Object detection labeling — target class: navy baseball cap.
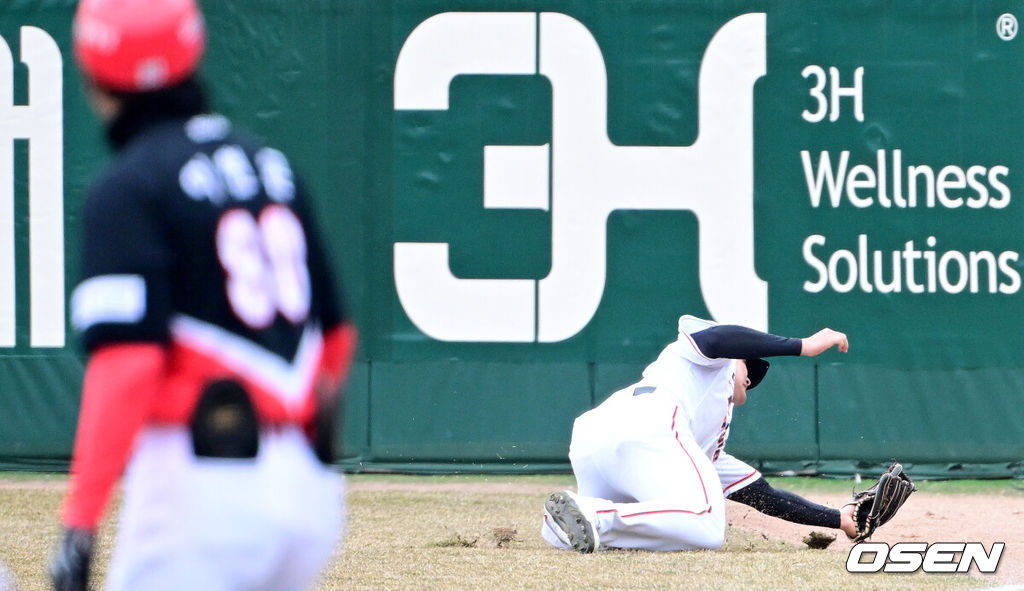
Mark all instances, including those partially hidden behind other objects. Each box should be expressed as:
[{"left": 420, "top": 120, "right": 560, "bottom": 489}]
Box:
[{"left": 745, "top": 358, "right": 770, "bottom": 389}]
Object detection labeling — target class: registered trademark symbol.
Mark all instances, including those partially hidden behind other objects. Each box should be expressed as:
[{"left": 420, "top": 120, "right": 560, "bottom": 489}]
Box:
[{"left": 997, "top": 13, "right": 1018, "bottom": 40}]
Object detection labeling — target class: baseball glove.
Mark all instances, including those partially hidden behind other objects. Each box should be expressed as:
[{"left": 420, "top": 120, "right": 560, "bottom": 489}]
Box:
[{"left": 848, "top": 461, "right": 916, "bottom": 542}]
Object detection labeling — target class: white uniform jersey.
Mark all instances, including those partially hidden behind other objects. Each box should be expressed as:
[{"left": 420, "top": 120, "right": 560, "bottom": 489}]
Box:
[{"left": 597, "top": 315, "right": 738, "bottom": 462}]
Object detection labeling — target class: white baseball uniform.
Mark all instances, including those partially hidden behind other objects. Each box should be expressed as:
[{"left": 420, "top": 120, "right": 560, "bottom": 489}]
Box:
[
  {"left": 542, "top": 315, "right": 761, "bottom": 551},
  {"left": 60, "top": 105, "right": 356, "bottom": 589},
  {"left": 106, "top": 426, "right": 343, "bottom": 591}
]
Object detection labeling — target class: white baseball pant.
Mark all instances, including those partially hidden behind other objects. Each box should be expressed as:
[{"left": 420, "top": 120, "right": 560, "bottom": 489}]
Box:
[
  {"left": 105, "top": 425, "right": 344, "bottom": 591},
  {"left": 543, "top": 393, "right": 726, "bottom": 551}
]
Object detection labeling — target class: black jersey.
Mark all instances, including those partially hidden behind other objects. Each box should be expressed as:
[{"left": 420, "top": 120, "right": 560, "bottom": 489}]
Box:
[{"left": 71, "top": 112, "right": 346, "bottom": 366}]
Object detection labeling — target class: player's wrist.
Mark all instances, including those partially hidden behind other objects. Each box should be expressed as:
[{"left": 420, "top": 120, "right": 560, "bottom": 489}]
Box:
[
  {"left": 60, "top": 504, "right": 101, "bottom": 534},
  {"left": 839, "top": 505, "right": 857, "bottom": 539}
]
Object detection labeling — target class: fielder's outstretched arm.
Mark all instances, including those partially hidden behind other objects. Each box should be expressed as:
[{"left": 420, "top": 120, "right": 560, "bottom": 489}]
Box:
[
  {"left": 691, "top": 325, "right": 801, "bottom": 359},
  {"left": 692, "top": 325, "right": 848, "bottom": 360},
  {"left": 727, "top": 477, "right": 857, "bottom": 537}
]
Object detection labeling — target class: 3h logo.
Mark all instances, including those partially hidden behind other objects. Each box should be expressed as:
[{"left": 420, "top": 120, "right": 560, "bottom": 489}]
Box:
[
  {"left": 393, "top": 12, "right": 767, "bottom": 342},
  {"left": 0, "top": 28, "right": 64, "bottom": 348}
]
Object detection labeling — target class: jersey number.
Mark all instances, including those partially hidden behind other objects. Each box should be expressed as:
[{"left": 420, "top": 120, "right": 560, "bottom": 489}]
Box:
[{"left": 216, "top": 205, "right": 311, "bottom": 328}]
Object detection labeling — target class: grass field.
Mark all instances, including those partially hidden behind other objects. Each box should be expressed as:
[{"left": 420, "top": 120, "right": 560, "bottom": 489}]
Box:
[{"left": 1, "top": 473, "right": 1019, "bottom": 590}]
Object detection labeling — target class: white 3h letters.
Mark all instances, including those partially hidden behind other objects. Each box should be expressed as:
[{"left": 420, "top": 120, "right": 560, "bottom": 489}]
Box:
[
  {"left": 393, "top": 12, "right": 767, "bottom": 342},
  {"left": 0, "top": 28, "right": 64, "bottom": 348}
]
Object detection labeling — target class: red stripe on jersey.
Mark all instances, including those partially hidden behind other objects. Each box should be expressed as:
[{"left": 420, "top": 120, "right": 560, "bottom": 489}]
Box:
[
  {"left": 61, "top": 323, "right": 354, "bottom": 530},
  {"left": 156, "top": 339, "right": 316, "bottom": 425},
  {"left": 320, "top": 323, "right": 357, "bottom": 390},
  {"left": 679, "top": 329, "right": 714, "bottom": 361},
  {"left": 722, "top": 470, "right": 760, "bottom": 495}
]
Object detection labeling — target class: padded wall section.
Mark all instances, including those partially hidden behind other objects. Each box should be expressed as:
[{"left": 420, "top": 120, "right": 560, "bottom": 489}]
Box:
[{"left": 367, "top": 362, "right": 592, "bottom": 462}]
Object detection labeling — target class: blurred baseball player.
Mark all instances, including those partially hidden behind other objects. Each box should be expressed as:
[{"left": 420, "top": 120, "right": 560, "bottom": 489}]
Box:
[
  {"left": 542, "top": 315, "right": 863, "bottom": 552},
  {"left": 50, "top": 0, "right": 357, "bottom": 589},
  {"left": 0, "top": 560, "right": 15, "bottom": 591}
]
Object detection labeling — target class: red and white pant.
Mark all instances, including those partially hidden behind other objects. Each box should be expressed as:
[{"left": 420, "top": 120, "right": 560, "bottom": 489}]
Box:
[{"left": 543, "top": 394, "right": 758, "bottom": 551}]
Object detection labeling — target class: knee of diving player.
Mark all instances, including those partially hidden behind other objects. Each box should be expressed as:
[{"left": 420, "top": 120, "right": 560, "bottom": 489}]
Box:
[
  {"left": 636, "top": 492, "right": 726, "bottom": 551},
  {"left": 657, "top": 508, "right": 726, "bottom": 551}
]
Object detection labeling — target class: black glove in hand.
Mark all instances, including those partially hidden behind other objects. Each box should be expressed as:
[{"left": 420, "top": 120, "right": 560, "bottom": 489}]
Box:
[
  {"left": 848, "top": 462, "right": 916, "bottom": 542},
  {"left": 49, "top": 528, "right": 94, "bottom": 591}
]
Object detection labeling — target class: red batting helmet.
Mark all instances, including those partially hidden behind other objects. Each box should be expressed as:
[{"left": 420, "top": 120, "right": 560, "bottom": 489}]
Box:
[{"left": 72, "top": 0, "right": 206, "bottom": 92}]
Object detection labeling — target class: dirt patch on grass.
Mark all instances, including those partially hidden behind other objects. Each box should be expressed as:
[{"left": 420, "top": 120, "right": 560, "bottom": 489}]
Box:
[{"left": 727, "top": 492, "right": 1024, "bottom": 585}]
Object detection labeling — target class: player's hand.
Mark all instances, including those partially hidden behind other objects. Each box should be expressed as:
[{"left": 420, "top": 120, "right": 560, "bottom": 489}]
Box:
[
  {"left": 309, "top": 373, "right": 341, "bottom": 465},
  {"left": 800, "top": 328, "right": 848, "bottom": 356},
  {"left": 49, "top": 527, "right": 94, "bottom": 591}
]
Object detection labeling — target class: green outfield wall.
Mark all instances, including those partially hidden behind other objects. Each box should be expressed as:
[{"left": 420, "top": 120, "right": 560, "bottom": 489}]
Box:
[{"left": 1, "top": 1, "right": 1022, "bottom": 477}]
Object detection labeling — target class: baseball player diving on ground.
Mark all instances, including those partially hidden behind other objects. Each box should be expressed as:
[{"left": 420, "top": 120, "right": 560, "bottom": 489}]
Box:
[{"left": 542, "top": 315, "right": 914, "bottom": 553}]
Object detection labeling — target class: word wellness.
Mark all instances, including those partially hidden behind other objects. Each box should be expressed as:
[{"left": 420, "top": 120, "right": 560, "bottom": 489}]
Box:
[
  {"left": 803, "top": 234, "right": 1021, "bottom": 295},
  {"left": 801, "top": 149, "right": 1010, "bottom": 209}
]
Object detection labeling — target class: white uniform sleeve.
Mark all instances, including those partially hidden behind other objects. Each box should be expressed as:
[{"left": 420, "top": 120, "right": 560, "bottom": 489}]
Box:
[
  {"left": 714, "top": 452, "right": 762, "bottom": 496},
  {"left": 674, "top": 315, "right": 732, "bottom": 369}
]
